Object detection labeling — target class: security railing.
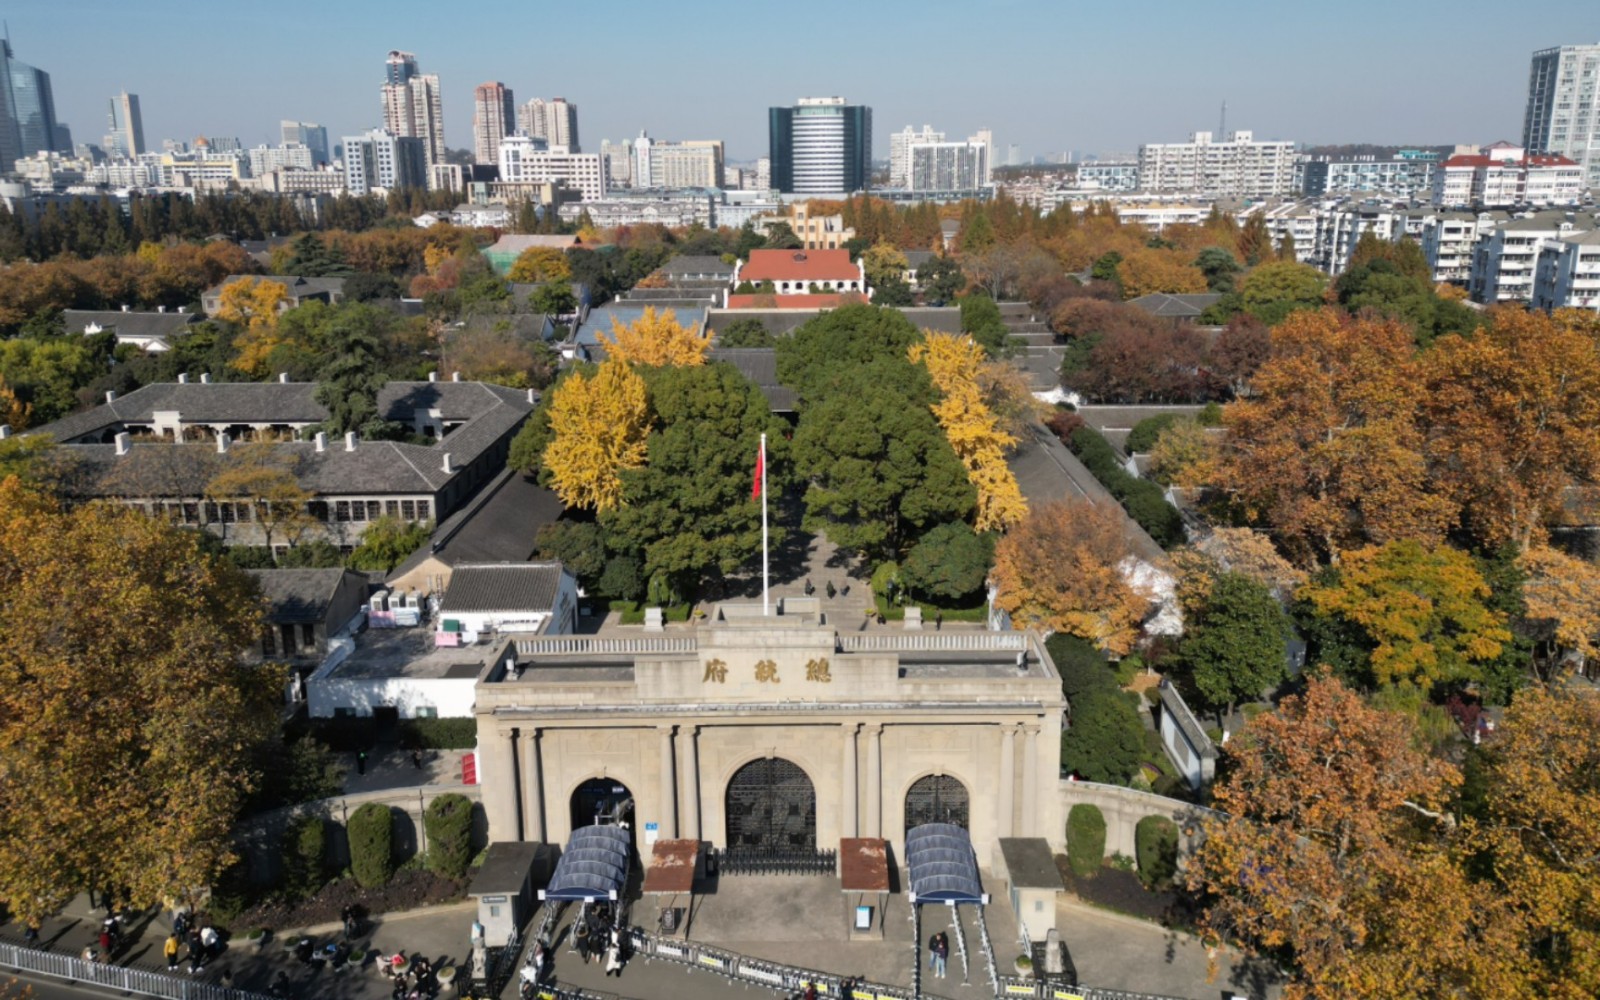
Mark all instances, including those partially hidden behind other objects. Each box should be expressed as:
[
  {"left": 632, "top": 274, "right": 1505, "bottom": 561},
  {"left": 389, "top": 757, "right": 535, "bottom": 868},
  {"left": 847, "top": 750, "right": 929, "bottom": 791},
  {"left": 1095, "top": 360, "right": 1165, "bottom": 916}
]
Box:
[{"left": 0, "top": 939, "right": 274, "bottom": 1000}]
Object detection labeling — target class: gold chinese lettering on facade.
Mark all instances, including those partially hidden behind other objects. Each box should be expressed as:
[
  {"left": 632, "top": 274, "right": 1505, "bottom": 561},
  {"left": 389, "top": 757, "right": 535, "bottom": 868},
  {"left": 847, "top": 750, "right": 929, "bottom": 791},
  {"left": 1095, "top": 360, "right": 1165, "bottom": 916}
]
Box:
[
  {"left": 702, "top": 658, "right": 728, "bottom": 684},
  {"left": 754, "top": 659, "right": 779, "bottom": 683},
  {"left": 805, "top": 657, "right": 832, "bottom": 683}
]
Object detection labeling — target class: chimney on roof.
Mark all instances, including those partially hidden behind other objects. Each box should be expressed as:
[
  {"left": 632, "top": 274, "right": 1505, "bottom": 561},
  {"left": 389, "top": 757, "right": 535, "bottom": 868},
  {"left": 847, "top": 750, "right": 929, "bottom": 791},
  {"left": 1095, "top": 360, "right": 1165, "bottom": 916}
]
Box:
[
  {"left": 527, "top": 387, "right": 536, "bottom": 404},
  {"left": 441, "top": 452, "right": 453, "bottom": 474},
  {"left": 121, "top": 304, "right": 129, "bottom": 312},
  {"left": 200, "top": 373, "right": 212, "bottom": 384},
  {"left": 344, "top": 431, "right": 357, "bottom": 452},
  {"left": 157, "top": 304, "right": 166, "bottom": 313},
  {"left": 105, "top": 390, "right": 117, "bottom": 404},
  {"left": 428, "top": 371, "right": 438, "bottom": 383},
  {"left": 114, "top": 431, "right": 129, "bottom": 456},
  {"left": 177, "top": 373, "right": 189, "bottom": 384},
  {"left": 278, "top": 372, "right": 289, "bottom": 383},
  {"left": 451, "top": 371, "right": 461, "bottom": 382},
  {"left": 216, "top": 432, "right": 230, "bottom": 455},
  {"left": 314, "top": 431, "right": 327, "bottom": 453},
  {"left": 177, "top": 305, "right": 185, "bottom": 314}
]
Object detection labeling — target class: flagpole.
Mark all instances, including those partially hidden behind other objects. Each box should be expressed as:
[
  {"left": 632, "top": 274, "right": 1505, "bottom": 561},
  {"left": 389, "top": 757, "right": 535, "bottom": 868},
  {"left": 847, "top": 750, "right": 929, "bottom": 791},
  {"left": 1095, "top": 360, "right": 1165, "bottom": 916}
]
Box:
[{"left": 760, "top": 432, "right": 769, "bottom": 616}]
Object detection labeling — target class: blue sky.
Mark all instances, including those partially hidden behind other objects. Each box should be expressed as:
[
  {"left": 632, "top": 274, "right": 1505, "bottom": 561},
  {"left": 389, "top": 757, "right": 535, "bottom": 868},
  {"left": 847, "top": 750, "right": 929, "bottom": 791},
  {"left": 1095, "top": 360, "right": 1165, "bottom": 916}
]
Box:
[{"left": 12, "top": 0, "right": 1596, "bottom": 162}]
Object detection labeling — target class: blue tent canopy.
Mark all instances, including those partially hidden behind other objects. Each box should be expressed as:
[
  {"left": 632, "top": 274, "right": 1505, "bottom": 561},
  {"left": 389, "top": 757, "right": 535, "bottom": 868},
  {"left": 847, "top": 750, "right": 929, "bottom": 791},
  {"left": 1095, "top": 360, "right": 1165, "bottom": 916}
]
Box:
[
  {"left": 905, "top": 823, "right": 985, "bottom": 904},
  {"left": 540, "top": 825, "right": 631, "bottom": 902}
]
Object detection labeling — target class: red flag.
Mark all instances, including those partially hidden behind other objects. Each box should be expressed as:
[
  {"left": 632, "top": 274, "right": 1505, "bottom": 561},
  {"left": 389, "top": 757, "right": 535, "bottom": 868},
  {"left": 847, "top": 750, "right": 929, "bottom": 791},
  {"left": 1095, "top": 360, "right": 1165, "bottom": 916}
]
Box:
[{"left": 751, "top": 446, "right": 764, "bottom": 499}]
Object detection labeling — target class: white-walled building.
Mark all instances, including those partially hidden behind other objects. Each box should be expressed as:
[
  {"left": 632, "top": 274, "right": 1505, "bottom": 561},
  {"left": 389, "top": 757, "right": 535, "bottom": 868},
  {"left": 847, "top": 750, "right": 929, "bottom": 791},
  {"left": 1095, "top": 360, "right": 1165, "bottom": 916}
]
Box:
[
  {"left": 1431, "top": 143, "right": 1584, "bottom": 208},
  {"left": 1137, "top": 130, "right": 1297, "bottom": 199},
  {"left": 498, "top": 136, "right": 605, "bottom": 201},
  {"left": 518, "top": 97, "right": 579, "bottom": 152},
  {"left": 343, "top": 129, "right": 427, "bottom": 194},
  {"left": 1075, "top": 160, "right": 1140, "bottom": 192},
  {"left": 1523, "top": 43, "right": 1600, "bottom": 190},
  {"left": 1420, "top": 211, "right": 1504, "bottom": 284},
  {"left": 1533, "top": 229, "right": 1600, "bottom": 311},
  {"left": 247, "top": 143, "right": 313, "bottom": 176},
  {"left": 889, "top": 124, "right": 943, "bottom": 188},
  {"left": 1469, "top": 212, "right": 1581, "bottom": 303},
  {"left": 907, "top": 139, "right": 987, "bottom": 192},
  {"left": 1297, "top": 154, "right": 1436, "bottom": 200}
]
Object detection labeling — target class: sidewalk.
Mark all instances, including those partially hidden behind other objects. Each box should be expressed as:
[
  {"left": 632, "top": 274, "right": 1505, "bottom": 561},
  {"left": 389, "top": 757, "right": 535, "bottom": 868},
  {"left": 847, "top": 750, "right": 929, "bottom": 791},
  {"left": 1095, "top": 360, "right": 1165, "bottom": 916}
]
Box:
[{"left": 3, "top": 893, "right": 478, "bottom": 999}]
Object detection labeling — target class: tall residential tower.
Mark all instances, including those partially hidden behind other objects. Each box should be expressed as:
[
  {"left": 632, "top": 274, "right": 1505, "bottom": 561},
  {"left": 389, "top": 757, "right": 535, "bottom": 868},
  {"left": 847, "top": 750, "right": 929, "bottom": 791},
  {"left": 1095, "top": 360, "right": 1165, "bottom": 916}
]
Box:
[
  {"left": 768, "top": 97, "right": 871, "bottom": 195},
  {"left": 105, "top": 91, "right": 144, "bottom": 158},
  {"left": 472, "top": 82, "right": 515, "bottom": 165},
  {"left": 380, "top": 50, "right": 445, "bottom": 169},
  {"left": 1524, "top": 42, "right": 1600, "bottom": 189},
  {"left": 517, "top": 97, "right": 579, "bottom": 152}
]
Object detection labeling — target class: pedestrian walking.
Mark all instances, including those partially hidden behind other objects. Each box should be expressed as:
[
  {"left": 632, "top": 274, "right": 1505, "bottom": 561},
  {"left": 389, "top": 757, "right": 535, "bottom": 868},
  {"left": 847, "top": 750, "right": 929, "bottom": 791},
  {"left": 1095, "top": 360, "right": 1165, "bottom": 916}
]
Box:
[
  {"left": 188, "top": 929, "right": 206, "bottom": 974},
  {"left": 932, "top": 932, "right": 949, "bottom": 979},
  {"left": 201, "top": 923, "right": 220, "bottom": 961},
  {"left": 97, "top": 928, "right": 113, "bottom": 962},
  {"left": 357, "top": 750, "right": 367, "bottom": 775},
  {"left": 23, "top": 923, "right": 38, "bottom": 947},
  {"left": 935, "top": 611, "right": 943, "bottom": 631},
  {"left": 411, "top": 748, "right": 424, "bottom": 770},
  {"left": 826, "top": 580, "right": 836, "bottom": 599},
  {"left": 604, "top": 927, "right": 624, "bottom": 977},
  {"left": 804, "top": 578, "right": 814, "bottom": 596},
  {"left": 164, "top": 933, "right": 181, "bottom": 971}
]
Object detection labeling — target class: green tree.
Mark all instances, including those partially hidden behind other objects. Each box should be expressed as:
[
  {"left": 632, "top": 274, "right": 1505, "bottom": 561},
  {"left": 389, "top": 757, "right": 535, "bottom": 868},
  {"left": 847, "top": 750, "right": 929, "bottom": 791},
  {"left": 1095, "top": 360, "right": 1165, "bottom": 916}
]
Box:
[
  {"left": 776, "top": 303, "right": 925, "bottom": 401},
  {"left": 1135, "top": 816, "right": 1179, "bottom": 889},
  {"left": 529, "top": 280, "right": 576, "bottom": 322},
  {"left": 762, "top": 222, "right": 803, "bottom": 250},
  {"left": 534, "top": 520, "right": 607, "bottom": 588},
  {"left": 918, "top": 254, "right": 965, "bottom": 305},
  {"left": 347, "top": 516, "right": 432, "bottom": 572},
  {"left": 282, "top": 233, "right": 353, "bottom": 277},
  {"left": 1237, "top": 261, "right": 1328, "bottom": 326},
  {"left": 423, "top": 793, "right": 474, "bottom": 879},
  {"left": 600, "top": 363, "right": 790, "bottom": 596},
  {"left": 715, "top": 317, "right": 775, "bottom": 347},
  {"left": 958, "top": 211, "right": 996, "bottom": 254},
  {"left": 860, "top": 242, "right": 909, "bottom": 289},
  {"left": 899, "top": 521, "right": 995, "bottom": 602},
  {"left": 958, "top": 293, "right": 1013, "bottom": 357},
  {"left": 1066, "top": 804, "right": 1107, "bottom": 878},
  {"left": 1182, "top": 573, "right": 1288, "bottom": 716},
  {"left": 872, "top": 275, "right": 915, "bottom": 306},
  {"left": 1060, "top": 688, "right": 1145, "bottom": 785},
  {"left": 347, "top": 802, "right": 394, "bottom": 888},
  {"left": 313, "top": 306, "right": 401, "bottom": 437},
  {"left": 1195, "top": 247, "right": 1243, "bottom": 293}
]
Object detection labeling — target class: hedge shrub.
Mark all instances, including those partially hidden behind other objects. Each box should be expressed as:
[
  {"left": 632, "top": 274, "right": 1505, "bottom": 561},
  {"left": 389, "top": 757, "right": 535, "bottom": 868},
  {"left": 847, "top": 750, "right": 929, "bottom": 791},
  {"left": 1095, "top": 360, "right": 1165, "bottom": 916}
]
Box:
[
  {"left": 348, "top": 802, "right": 395, "bottom": 888},
  {"left": 1066, "top": 804, "right": 1106, "bottom": 878},
  {"left": 284, "top": 815, "right": 328, "bottom": 900},
  {"left": 399, "top": 717, "right": 479, "bottom": 749},
  {"left": 1046, "top": 633, "right": 1120, "bottom": 700},
  {"left": 424, "top": 793, "right": 475, "bottom": 879},
  {"left": 1126, "top": 414, "right": 1179, "bottom": 454},
  {"left": 1066, "top": 425, "right": 1185, "bottom": 547},
  {"left": 1135, "top": 815, "right": 1179, "bottom": 889}
]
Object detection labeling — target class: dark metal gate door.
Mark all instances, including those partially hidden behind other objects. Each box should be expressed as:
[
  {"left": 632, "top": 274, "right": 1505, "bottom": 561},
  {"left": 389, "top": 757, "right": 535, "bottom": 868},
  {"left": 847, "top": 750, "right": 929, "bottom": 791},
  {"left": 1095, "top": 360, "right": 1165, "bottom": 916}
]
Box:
[
  {"left": 905, "top": 774, "right": 970, "bottom": 833},
  {"left": 725, "top": 757, "right": 816, "bottom": 851}
]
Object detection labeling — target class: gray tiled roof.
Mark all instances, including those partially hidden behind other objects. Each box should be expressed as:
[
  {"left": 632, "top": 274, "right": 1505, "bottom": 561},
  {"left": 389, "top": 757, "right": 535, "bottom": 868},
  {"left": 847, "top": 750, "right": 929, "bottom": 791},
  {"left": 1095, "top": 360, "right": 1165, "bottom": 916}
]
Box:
[
  {"left": 1127, "top": 292, "right": 1223, "bottom": 318},
  {"left": 248, "top": 568, "right": 366, "bottom": 623},
  {"left": 707, "top": 348, "right": 796, "bottom": 411},
  {"left": 68, "top": 438, "right": 457, "bottom": 496},
  {"left": 207, "top": 274, "right": 347, "bottom": 303},
  {"left": 441, "top": 562, "right": 567, "bottom": 614},
  {"left": 64, "top": 310, "right": 200, "bottom": 340},
  {"left": 663, "top": 255, "right": 736, "bottom": 277},
  {"left": 902, "top": 251, "right": 936, "bottom": 268}
]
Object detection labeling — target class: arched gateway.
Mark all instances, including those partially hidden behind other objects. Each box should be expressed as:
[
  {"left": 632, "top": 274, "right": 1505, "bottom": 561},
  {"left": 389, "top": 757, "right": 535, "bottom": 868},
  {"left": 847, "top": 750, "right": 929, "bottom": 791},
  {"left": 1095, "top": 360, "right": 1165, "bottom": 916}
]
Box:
[
  {"left": 905, "top": 774, "right": 970, "bottom": 834},
  {"left": 724, "top": 757, "right": 817, "bottom": 851}
]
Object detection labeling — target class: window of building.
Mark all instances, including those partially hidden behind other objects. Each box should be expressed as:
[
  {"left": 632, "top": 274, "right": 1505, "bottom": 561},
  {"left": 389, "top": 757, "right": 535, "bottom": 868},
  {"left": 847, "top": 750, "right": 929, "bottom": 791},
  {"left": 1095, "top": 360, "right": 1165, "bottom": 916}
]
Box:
[
  {"left": 309, "top": 501, "right": 329, "bottom": 522},
  {"left": 401, "top": 500, "right": 416, "bottom": 521},
  {"left": 415, "top": 706, "right": 438, "bottom": 719},
  {"left": 417, "top": 500, "right": 431, "bottom": 520},
  {"left": 300, "top": 624, "right": 315, "bottom": 649},
  {"left": 386, "top": 501, "right": 400, "bottom": 518},
  {"left": 335, "top": 501, "right": 350, "bottom": 522},
  {"left": 261, "top": 632, "right": 275, "bottom": 656},
  {"left": 368, "top": 501, "right": 382, "bottom": 521}
]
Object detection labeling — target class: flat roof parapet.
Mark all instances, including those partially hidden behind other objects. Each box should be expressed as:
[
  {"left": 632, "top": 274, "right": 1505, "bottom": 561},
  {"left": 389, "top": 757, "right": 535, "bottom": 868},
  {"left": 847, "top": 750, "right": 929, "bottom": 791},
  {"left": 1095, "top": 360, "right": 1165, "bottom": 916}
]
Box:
[
  {"left": 839, "top": 632, "right": 1027, "bottom": 653},
  {"left": 514, "top": 635, "right": 697, "bottom": 657}
]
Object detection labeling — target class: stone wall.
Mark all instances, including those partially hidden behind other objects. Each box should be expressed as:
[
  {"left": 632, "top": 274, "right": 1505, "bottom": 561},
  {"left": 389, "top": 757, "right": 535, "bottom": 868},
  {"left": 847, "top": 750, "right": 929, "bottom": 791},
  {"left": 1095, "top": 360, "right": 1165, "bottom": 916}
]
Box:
[{"left": 1059, "top": 780, "right": 1221, "bottom": 862}]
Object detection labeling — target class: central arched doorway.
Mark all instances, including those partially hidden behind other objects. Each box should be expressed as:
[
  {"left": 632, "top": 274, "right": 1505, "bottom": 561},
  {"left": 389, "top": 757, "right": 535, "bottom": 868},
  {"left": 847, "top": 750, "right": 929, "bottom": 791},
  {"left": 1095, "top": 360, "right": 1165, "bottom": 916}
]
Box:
[
  {"left": 571, "top": 777, "right": 634, "bottom": 834},
  {"left": 724, "top": 757, "right": 816, "bottom": 852},
  {"left": 905, "top": 774, "right": 970, "bottom": 835}
]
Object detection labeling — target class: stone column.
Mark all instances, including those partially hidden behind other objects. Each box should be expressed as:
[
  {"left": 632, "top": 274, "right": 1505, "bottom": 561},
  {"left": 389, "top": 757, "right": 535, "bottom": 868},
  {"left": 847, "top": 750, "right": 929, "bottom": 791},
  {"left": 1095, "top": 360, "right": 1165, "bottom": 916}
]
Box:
[
  {"left": 842, "top": 724, "right": 859, "bottom": 838},
  {"left": 865, "top": 724, "right": 884, "bottom": 838},
  {"left": 658, "top": 725, "right": 678, "bottom": 839},
  {"left": 524, "top": 729, "right": 546, "bottom": 843},
  {"left": 1021, "top": 726, "right": 1039, "bottom": 837},
  {"left": 478, "top": 727, "right": 520, "bottom": 844},
  {"left": 998, "top": 724, "right": 1017, "bottom": 839},
  {"left": 682, "top": 726, "right": 701, "bottom": 841}
]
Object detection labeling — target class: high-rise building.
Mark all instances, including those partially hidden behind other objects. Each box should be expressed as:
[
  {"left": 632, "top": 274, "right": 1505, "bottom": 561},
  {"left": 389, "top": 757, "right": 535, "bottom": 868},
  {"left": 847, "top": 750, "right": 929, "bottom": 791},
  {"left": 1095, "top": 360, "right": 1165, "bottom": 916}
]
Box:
[
  {"left": 889, "top": 125, "right": 943, "bottom": 188},
  {"left": 970, "top": 128, "right": 994, "bottom": 186},
  {"left": 104, "top": 91, "right": 144, "bottom": 159},
  {"left": 768, "top": 97, "right": 871, "bottom": 195},
  {"left": 517, "top": 97, "right": 579, "bottom": 153},
  {"left": 280, "top": 121, "right": 330, "bottom": 164},
  {"left": 497, "top": 135, "right": 605, "bottom": 200},
  {"left": 604, "top": 131, "right": 724, "bottom": 189},
  {"left": 1523, "top": 42, "right": 1600, "bottom": 190},
  {"left": 342, "top": 129, "right": 427, "bottom": 195},
  {"left": 473, "top": 82, "right": 515, "bottom": 166},
  {"left": 380, "top": 50, "right": 445, "bottom": 169},
  {"left": 908, "top": 139, "right": 988, "bottom": 192},
  {"left": 0, "top": 39, "right": 61, "bottom": 164}
]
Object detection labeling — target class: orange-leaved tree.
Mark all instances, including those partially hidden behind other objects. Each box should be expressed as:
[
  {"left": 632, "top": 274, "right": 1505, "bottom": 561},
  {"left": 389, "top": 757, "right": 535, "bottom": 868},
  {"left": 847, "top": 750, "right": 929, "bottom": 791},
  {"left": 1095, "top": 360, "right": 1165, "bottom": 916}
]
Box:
[
  {"left": 0, "top": 479, "right": 281, "bottom": 924},
  {"left": 540, "top": 358, "right": 650, "bottom": 511},
  {"left": 1518, "top": 544, "right": 1600, "bottom": 676},
  {"left": 1220, "top": 308, "right": 1453, "bottom": 566},
  {"left": 908, "top": 331, "right": 1026, "bottom": 531},
  {"left": 598, "top": 307, "right": 710, "bottom": 368},
  {"left": 1185, "top": 672, "right": 1508, "bottom": 999},
  {"left": 990, "top": 498, "right": 1148, "bottom": 654},
  {"left": 1420, "top": 306, "right": 1600, "bottom": 552}
]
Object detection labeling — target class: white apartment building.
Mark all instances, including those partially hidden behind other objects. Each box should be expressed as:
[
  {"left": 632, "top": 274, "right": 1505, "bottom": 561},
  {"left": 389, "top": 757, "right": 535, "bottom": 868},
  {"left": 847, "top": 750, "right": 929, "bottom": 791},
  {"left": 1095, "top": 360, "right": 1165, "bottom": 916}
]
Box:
[
  {"left": 908, "top": 140, "right": 987, "bottom": 192},
  {"left": 1523, "top": 43, "right": 1600, "bottom": 190},
  {"left": 889, "top": 124, "right": 944, "bottom": 187},
  {"left": 497, "top": 135, "right": 605, "bottom": 201},
  {"left": 1258, "top": 203, "right": 1321, "bottom": 265},
  {"left": 600, "top": 139, "right": 633, "bottom": 187},
  {"left": 1469, "top": 212, "right": 1580, "bottom": 303},
  {"left": 1076, "top": 161, "right": 1140, "bottom": 192},
  {"left": 342, "top": 129, "right": 427, "bottom": 195},
  {"left": 518, "top": 97, "right": 579, "bottom": 152},
  {"left": 247, "top": 143, "right": 313, "bottom": 176},
  {"left": 257, "top": 168, "right": 344, "bottom": 196},
  {"left": 1432, "top": 143, "right": 1584, "bottom": 207},
  {"left": 1137, "top": 130, "right": 1297, "bottom": 199},
  {"left": 1420, "top": 212, "right": 1502, "bottom": 285},
  {"left": 1297, "top": 155, "right": 1436, "bottom": 200},
  {"left": 619, "top": 132, "right": 724, "bottom": 189},
  {"left": 472, "top": 82, "right": 515, "bottom": 166},
  {"left": 1533, "top": 229, "right": 1600, "bottom": 310}
]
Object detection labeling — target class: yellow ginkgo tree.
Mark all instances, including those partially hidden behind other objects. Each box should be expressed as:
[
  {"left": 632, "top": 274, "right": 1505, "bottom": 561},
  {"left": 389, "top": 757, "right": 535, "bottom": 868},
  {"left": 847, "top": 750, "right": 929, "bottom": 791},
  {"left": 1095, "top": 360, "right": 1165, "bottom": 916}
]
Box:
[
  {"left": 909, "top": 331, "right": 1026, "bottom": 531},
  {"left": 541, "top": 358, "right": 650, "bottom": 511},
  {"left": 598, "top": 307, "right": 709, "bottom": 368}
]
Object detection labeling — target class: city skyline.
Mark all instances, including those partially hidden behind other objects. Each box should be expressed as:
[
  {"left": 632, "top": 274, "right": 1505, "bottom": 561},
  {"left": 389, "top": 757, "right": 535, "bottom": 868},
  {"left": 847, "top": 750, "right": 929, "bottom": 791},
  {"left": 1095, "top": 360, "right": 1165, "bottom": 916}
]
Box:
[{"left": 7, "top": 0, "right": 1591, "bottom": 163}]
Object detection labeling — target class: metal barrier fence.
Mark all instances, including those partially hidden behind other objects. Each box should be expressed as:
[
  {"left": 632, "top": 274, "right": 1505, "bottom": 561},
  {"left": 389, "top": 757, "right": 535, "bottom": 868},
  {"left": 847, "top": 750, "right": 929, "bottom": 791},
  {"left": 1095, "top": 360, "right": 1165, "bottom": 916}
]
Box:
[
  {"left": 0, "top": 939, "right": 275, "bottom": 1000},
  {"left": 713, "top": 846, "right": 838, "bottom": 876}
]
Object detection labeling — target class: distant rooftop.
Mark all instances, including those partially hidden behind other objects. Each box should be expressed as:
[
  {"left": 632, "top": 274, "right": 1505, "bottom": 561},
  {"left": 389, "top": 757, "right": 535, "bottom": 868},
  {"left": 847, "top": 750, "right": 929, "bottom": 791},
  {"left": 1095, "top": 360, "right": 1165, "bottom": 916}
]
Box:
[{"left": 328, "top": 625, "right": 512, "bottom": 682}]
